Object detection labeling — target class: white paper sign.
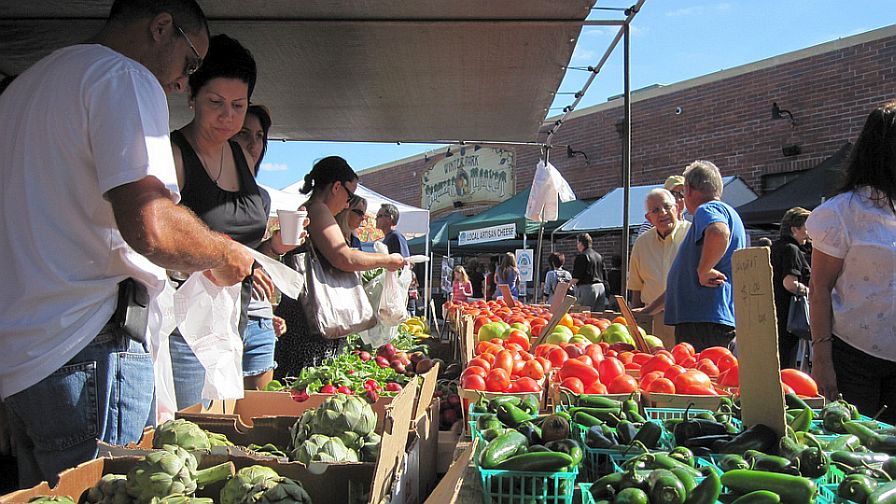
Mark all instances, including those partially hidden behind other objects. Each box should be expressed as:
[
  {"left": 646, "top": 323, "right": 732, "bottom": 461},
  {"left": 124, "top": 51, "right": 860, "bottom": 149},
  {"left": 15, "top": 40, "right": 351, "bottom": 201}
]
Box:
[
  {"left": 516, "top": 248, "right": 534, "bottom": 282},
  {"left": 458, "top": 223, "right": 516, "bottom": 246}
]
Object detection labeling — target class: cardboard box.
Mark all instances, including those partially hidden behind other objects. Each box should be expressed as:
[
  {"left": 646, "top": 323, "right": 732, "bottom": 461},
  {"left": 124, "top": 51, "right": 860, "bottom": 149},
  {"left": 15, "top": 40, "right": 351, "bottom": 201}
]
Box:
[
  {"left": 642, "top": 390, "right": 731, "bottom": 410},
  {"left": 436, "top": 430, "right": 461, "bottom": 475},
  {"left": 423, "top": 437, "right": 477, "bottom": 504}
]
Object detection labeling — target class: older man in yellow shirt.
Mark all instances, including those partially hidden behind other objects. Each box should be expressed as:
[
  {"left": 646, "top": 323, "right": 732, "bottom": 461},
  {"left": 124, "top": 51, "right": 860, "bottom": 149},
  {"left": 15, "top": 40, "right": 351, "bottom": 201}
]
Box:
[{"left": 629, "top": 188, "right": 691, "bottom": 348}]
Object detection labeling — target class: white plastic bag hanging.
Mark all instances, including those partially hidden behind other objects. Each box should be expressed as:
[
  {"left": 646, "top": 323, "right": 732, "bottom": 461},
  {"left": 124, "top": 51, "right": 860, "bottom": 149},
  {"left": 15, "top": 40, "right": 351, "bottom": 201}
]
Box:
[
  {"left": 378, "top": 267, "right": 412, "bottom": 326},
  {"left": 173, "top": 273, "right": 243, "bottom": 401}
]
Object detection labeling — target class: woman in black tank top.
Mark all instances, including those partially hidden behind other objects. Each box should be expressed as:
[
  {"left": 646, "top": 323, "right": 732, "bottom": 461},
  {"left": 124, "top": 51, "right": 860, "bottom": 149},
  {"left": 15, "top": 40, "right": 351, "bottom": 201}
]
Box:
[{"left": 167, "top": 35, "right": 300, "bottom": 409}]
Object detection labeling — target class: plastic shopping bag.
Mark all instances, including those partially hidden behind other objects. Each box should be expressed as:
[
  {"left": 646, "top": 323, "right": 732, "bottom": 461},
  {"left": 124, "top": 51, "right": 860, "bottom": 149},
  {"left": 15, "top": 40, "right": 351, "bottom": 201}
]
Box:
[{"left": 379, "top": 266, "right": 412, "bottom": 325}]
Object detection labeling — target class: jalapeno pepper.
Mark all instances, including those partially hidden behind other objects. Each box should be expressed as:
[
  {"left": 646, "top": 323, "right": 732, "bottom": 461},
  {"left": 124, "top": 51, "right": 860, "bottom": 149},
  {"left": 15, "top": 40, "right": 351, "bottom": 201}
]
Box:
[
  {"left": 867, "top": 480, "right": 896, "bottom": 504},
  {"left": 838, "top": 473, "right": 879, "bottom": 504},
  {"left": 720, "top": 470, "right": 816, "bottom": 504},
  {"left": 730, "top": 490, "right": 781, "bottom": 504},
  {"left": 497, "top": 403, "right": 533, "bottom": 427},
  {"left": 788, "top": 407, "right": 813, "bottom": 433},
  {"left": 684, "top": 467, "right": 720, "bottom": 504},
  {"left": 544, "top": 438, "right": 584, "bottom": 466},
  {"left": 632, "top": 421, "right": 664, "bottom": 450}
]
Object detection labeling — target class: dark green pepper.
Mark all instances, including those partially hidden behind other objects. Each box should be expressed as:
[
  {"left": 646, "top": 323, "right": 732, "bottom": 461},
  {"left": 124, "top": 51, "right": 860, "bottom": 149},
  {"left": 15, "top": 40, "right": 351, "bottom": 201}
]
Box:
[
  {"left": 544, "top": 438, "right": 583, "bottom": 466},
  {"left": 647, "top": 469, "right": 687, "bottom": 504},
  {"left": 826, "top": 434, "right": 862, "bottom": 452},
  {"left": 575, "top": 411, "right": 607, "bottom": 429},
  {"left": 493, "top": 451, "right": 574, "bottom": 471},
  {"left": 570, "top": 406, "right": 624, "bottom": 426},
  {"left": 784, "top": 393, "right": 811, "bottom": 411},
  {"left": 839, "top": 473, "right": 879, "bottom": 504},
  {"left": 720, "top": 470, "right": 816, "bottom": 504},
  {"left": 823, "top": 403, "right": 852, "bottom": 434},
  {"left": 716, "top": 424, "right": 778, "bottom": 455},
  {"left": 669, "top": 446, "right": 695, "bottom": 468},
  {"left": 488, "top": 395, "right": 522, "bottom": 411},
  {"left": 578, "top": 394, "right": 624, "bottom": 409},
  {"left": 479, "top": 427, "right": 506, "bottom": 441},
  {"left": 867, "top": 480, "right": 896, "bottom": 504},
  {"left": 795, "top": 446, "right": 828, "bottom": 479},
  {"left": 684, "top": 468, "right": 721, "bottom": 504},
  {"left": 515, "top": 421, "right": 542, "bottom": 445},
  {"left": 614, "top": 487, "right": 650, "bottom": 504},
  {"left": 717, "top": 454, "right": 750, "bottom": 472},
  {"left": 480, "top": 430, "right": 528, "bottom": 468},
  {"left": 586, "top": 426, "right": 618, "bottom": 449},
  {"left": 476, "top": 412, "right": 501, "bottom": 431},
  {"left": 730, "top": 490, "right": 781, "bottom": 504},
  {"left": 591, "top": 472, "right": 625, "bottom": 499},
  {"left": 830, "top": 450, "right": 891, "bottom": 469},
  {"left": 743, "top": 450, "right": 800, "bottom": 476},
  {"left": 497, "top": 403, "right": 533, "bottom": 427},
  {"left": 632, "top": 421, "right": 663, "bottom": 449},
  {"left": 670, "top": 466, "right": 697, "bottom": 496},
  {"left": 788, "top": 407, "right": 813, "bottom": 433},
  {"left": 617, "top": 420, "right": 640, "bottom": 445},
  {"left": 520, "top": 395, "right": 540, "bottom": 415}
]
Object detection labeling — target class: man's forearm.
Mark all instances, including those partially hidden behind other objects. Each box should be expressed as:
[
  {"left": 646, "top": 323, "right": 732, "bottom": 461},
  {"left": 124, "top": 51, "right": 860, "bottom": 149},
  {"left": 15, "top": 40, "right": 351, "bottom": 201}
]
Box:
[{"left": 137, "top": 198, "right": 232, "bottom": 272}]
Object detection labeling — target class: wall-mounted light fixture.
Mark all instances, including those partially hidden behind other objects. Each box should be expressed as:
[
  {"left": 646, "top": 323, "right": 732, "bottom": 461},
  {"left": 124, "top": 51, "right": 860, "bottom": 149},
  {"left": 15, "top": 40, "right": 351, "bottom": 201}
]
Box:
[
  {"left": 452, "top": 200, "right": 464, "bottom": 208},
  {"left": 567, "top": 145, "right": 589, "bottom": 163},
  {"left": 772, "top": 102, "right": 796, "bottom": 127},
  {"left": 782, "top": 144, "right": 802, "bottom": 157}
]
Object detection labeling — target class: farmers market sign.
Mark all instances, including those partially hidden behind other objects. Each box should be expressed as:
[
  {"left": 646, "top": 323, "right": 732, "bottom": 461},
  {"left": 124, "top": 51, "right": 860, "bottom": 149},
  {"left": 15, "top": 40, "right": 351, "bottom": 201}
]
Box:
[
  {"left": 458, "top": 223, "right": 516, "bottom": 246},
  {"left": 421, "top": 147, "right": 514, "bottom": 214}
]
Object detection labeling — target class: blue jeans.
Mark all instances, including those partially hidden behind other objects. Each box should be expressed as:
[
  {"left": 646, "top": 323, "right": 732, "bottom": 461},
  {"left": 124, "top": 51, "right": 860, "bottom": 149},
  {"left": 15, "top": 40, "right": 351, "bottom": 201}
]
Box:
[
  {"left": 168, "top": 329, "right": 207, "bottom": 411},
  {"left": 242, "top": 317, "right": 277, "bottom": 377},
  {"left": 5, "top": 325, "right": 154, "bottom": 487}
]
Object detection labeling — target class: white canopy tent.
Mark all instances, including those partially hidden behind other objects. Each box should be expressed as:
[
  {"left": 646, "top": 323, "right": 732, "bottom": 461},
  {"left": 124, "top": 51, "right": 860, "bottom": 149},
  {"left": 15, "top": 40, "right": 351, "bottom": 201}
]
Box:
[{"left": 555, "top": 176, "right": 757, "bottom": 236}]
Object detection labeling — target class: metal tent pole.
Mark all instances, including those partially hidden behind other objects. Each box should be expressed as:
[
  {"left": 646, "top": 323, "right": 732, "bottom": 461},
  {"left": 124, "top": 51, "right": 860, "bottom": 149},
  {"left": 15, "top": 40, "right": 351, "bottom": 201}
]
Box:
[
  {"left": 621, "top": 21, "right": 632, "bottom": 298},
  {"left": 424, "top": 229, "right": 431, "bottom": 320},
  {"left": 534, "top": 147, "right": 549, "bottom": 304}
]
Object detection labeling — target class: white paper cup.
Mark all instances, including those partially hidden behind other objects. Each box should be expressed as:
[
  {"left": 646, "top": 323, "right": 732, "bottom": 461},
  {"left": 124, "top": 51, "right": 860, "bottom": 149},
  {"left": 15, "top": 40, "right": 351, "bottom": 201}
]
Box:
[{"left": 277, "top": 209, "right": 307, "bottom": 245}]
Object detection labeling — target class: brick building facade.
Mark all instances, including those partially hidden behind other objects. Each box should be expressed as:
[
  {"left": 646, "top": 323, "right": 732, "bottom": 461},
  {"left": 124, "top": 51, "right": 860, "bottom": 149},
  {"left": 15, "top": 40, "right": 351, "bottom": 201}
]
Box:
[{"left": 359, "top": 25, "right": 896, "bottom": 298}]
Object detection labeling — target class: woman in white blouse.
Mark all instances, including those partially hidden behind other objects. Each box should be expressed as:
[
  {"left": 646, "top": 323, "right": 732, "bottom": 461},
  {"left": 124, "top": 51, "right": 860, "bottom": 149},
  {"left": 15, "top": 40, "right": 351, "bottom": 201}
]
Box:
[{"left": 806, "top": 101, "right": 896, "bottom": 424}]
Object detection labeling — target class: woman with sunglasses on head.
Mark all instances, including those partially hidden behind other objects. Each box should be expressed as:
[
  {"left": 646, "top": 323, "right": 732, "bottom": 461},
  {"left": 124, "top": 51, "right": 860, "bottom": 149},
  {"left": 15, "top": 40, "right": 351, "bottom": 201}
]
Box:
[
  {"left": 335, "top": 195, "right": 368, "bottom": 249},
  {"left": 274, "top": 156, "right": 406, "bottom": 377},
  {"left": 167, "top": 35, "right": 299, "bottom": 409}
]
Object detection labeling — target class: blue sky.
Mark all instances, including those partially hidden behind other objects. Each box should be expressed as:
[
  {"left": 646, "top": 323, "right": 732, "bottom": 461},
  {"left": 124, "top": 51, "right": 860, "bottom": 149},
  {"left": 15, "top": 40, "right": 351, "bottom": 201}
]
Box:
[{"left": 257, "top": 0, "right": 893, "bottom": 191}]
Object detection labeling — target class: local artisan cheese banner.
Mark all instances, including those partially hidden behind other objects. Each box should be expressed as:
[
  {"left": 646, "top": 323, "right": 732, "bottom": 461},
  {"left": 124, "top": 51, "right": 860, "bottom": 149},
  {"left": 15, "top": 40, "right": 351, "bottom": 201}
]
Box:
[
  {"left": 458, "top": 222, "right": 516, "bottom": 246},
  {"left": 421, "top": 146, "right": 514, "bottom": 213}
]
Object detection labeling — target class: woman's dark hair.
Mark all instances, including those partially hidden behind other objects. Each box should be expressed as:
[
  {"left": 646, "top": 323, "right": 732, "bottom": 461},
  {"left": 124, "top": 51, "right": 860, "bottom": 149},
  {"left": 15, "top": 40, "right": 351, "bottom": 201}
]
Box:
[
  {"left": 300, "top": 156, "right": 358, "bottom": 195},
  {"left": 189, "top": 34, "right": 257, "bottom": 100},
  {"left": 548, "top": 252, "right": 565, "bottom": 269},
  {"left": 246, "top": 104, "right": 271, "bottom": 174},
  {"left": 840, "top": 101, "right": 896, "bottom": 212},
  {"left": 779, "top": 207, "right": 811, "bottom": 238}
]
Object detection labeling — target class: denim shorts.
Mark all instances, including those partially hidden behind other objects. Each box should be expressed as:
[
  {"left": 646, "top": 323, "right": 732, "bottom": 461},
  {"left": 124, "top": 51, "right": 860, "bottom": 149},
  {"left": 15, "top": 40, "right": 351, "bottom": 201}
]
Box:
[
  {"left": 242, "top": 316, "right": 277, "bottom": 377},
  {"left": 5, "top": 325, "right": 154, "bottom": 487}
]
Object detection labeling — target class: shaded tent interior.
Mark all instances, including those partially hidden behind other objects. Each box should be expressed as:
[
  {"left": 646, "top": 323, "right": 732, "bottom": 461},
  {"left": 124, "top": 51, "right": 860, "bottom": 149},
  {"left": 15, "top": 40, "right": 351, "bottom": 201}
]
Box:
[{"left": 736, "top": 142, "right": 852, "bottom": 228}]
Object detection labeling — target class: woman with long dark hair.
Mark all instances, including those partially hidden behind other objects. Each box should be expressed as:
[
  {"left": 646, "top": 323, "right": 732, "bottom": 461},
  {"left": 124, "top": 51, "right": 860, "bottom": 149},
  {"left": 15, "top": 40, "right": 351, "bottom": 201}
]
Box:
[
  {"left": 770, "top": 207, "right": 811, "bottom": 368},
  {"left": 806, "top": 101, "right": 896, "bottom": 424}
]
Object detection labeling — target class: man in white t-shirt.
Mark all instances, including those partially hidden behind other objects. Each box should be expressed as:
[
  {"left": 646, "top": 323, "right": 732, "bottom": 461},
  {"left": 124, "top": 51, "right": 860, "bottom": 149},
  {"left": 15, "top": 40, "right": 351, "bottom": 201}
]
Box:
[{"left": 0, "top": 0, "right": 254, "bottom": 486}]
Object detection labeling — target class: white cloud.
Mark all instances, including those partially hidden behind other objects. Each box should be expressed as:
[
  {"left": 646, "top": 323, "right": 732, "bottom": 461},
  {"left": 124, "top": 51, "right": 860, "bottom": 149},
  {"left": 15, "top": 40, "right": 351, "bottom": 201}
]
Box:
[
  {"left": 260, "top": 162, "right": 289, "bottom": 172},
  {"left": 667, "top": 3, "right": 730, "bottom": 17},
  {"left": 572, "top": 48, "right": 597, "bottom": 62}
]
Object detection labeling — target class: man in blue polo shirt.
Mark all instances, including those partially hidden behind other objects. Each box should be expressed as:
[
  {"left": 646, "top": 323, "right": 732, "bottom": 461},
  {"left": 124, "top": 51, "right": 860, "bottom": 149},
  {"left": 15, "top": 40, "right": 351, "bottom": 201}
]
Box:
[{"left": 664, "top": 160, "right": 747, "bottom": 351}]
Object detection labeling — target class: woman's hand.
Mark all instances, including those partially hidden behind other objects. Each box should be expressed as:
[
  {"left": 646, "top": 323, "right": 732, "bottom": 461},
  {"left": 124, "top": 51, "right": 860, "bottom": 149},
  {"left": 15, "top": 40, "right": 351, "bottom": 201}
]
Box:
[
  {"left": 252, "top": 268, "right": 275, "bottom": 301},
  {"left": 272, "top": 316, "right": 287, "bottom": 337},
  {"left": 812, "top": 343, "right": 838, "bottom": 401},
  {"left": 385, "top": 253, "right": 407, "bottom": 271}
]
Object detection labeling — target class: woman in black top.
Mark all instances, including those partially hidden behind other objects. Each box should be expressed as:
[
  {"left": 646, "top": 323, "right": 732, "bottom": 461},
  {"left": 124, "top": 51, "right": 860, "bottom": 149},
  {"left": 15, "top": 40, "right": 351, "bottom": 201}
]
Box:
[
  {"left": 571, "top": 233, "right": 607, "bottom": 311},
  {"left": 168, "top": 35, "right": 298, "bottom": 409},
  {"left": 770, "top": 207, "right": 812, "bottom": 368}
]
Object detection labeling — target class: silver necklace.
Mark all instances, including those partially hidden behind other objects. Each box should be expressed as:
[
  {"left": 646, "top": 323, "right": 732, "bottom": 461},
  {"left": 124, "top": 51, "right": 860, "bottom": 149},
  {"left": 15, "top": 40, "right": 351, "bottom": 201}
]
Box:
[{"left": 208, "top": 143, "right": 225, "bottom": 183}]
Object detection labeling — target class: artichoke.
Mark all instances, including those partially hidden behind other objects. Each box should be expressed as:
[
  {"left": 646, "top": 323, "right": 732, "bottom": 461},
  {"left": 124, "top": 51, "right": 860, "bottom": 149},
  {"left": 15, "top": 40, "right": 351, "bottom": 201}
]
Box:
[
  {"left": 152, "top": 419, "right": 211, "bottom": 451},
  {"left": 360, "top": 432, "right": 381, "bottom": 463},
  {"left": 27, "top": 497, "right": 75, "bottom": 504},
  {"left": 311, "top": 395, "right": 376, "bottom": 438},
  {"left": 149, "top": 496, "right": 214, "bottom": 504},
  {"left": 126, "top": 445, "right": 234, "bottom": 504},
  {"left": 246, "top": 443, "right": 288, "bottom": 458},
  {"left": 84, "top": 474, "right": 130, "bottom": 504},
  {"left": 289, "top": 409, "right": 315, "bottom": 448},
  {"left": 220, "top": 466, "right": 311, "bottom": 504},
  {"left": 205, "top": 430, "right": 234, "bottom": 448},
  {"left": 291, "top": 434, "right": 358, "bottom": 464}
]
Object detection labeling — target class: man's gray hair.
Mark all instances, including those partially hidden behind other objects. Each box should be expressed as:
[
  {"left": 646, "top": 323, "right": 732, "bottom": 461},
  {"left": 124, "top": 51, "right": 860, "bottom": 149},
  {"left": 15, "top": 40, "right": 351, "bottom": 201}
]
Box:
[
  {"left": 380, "top": 203, "right": 400, "bottom": 225},
  {"left": 644, "top": 188, "right": 675, "bottom": 212},
  {"left": 683, "top": 160, "right": 724, "bottom": 198}
]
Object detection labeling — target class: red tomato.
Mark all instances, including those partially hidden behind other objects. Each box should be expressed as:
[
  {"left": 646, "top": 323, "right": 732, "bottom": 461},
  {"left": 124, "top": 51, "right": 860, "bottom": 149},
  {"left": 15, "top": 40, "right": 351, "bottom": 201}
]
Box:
[
  {"left": 547, "top": 347, "right": 570, "bottom": 368},
  {"left": 576, "top": 355, "right": 594, "bottom": 367},
  {"left": 506, "top": 381, "right": 520, "bottom": 393},
  {"left": 671, "top": 343, "right": 695, "bottom": 364},
  {"left": 515, "top": 377, "right": 542, "bottom": 392},
  {"left": 468, "top": 357, "right": 491, "bottom": 372},
  {"left": 485, "top": 368, "right": 511, "bottom": 392},
  {"left": 653, "top": 350, "right": 676, "bottom": 362},
  {"left": 534, "top": 344, "right": 558, "bottom": 359},
  {"left": 780, "top": 369, "right": 819, "bottom": 397},
  {"left": 598, "top": 342, "right": 610, "bottom": 352},
  {"left": 631, "top": 352, "right": 653, "bottom": 366},
  {"left": 618, "top": 352, "right": 635, "bottom": 365},
  {"left": 716, "top": 352, "right": 739, "bottom": 373},
  {"left": 645, "top": 377, "right": 676, "bottom": 394},
  {"left": 607, "top": 374, "right": 639, "bottom": 394},
  {"left": 695, "top": 358, "right": 720, "bottom": 378},
  {"left": 678, "top": 355, "right": 697, "bottom": 369},
  {"left": 673, "top": 369, "right": 713, "bottom": 395},
  {"left": 462, "top": 365, "right": 488, "bottom": 379},
  {"left": 535, "top": 356, "right": 553, "bottom": 375},
  {"left": 476, "top": 341, "right": 502, "bottom": 355},
  {"left": 640, "top": 354, "right": 675, "bottom": 375},
  {"left": 506, "top": 332, "right": 530, "bottom": 351},
  {"left": 698, "top": 346, "right": 733, "bottom": 365},
  {"left": 559, "top": 358, "right": 600, "bottom": 385},
  {"left": 717, "top": 364, "right": 740, "bottom": 387},
  {"left": 624, "top": 362, "right": 641, "bottom": 371},
  {"left": 585, "top": 345, "right": 604, "bottom": 365},
  {"left": 664, "top": 364, "right": 687, "bottom": 382},
  {"left": 521, "top": 359, "right": 545, "bottom": 381},
  {"left": 560, "top": 376, "right": 585, "bottom": 395},
  {"left": 606, "top": 350, "right": 618, "bottom": 358},
  {"left": 479, "top": 353, "right": 496, "bottom": 366},
  {"left": 584, "top": 381, "right": 608, "bottom": 394},
  {"left": 639, "top": 370, "right": 665, "bottom": 390},
  {"left": 598, "top": 357, "right": 625, "bottom": 386},
  {"left": 512, "top": 359, "right": 526, "bottom": 376},
  {"left": 461, "top": 374, "right": 486, "bottom": 391}
]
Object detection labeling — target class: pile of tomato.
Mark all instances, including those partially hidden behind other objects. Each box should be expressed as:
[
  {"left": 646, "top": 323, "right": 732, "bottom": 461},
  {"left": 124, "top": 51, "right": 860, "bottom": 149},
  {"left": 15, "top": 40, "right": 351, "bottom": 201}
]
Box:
[{"left": 460, "top": 337, "right": 545, "bottom": 393}]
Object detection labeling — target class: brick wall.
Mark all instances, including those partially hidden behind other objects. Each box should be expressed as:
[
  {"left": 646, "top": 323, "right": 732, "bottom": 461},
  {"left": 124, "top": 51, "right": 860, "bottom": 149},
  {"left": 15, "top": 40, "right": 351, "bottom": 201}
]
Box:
[{"left": 360, "top": 28, "right": 896, "bottom": 294}]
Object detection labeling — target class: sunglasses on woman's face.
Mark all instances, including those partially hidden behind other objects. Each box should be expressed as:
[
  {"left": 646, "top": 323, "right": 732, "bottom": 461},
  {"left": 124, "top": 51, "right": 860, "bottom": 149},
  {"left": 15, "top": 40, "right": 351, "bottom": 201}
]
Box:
[{"left": 350, "top": 209, "right": 365, "bottom": 217}]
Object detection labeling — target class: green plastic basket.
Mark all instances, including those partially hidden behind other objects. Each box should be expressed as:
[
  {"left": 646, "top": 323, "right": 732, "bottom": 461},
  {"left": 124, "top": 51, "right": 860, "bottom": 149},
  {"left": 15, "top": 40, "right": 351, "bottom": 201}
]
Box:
[
  {"left": 478, "top": 467, "right": 578, "bottom": 504},
  {"left": 579, "top": 483, "right": 597, "bottom": 504}
]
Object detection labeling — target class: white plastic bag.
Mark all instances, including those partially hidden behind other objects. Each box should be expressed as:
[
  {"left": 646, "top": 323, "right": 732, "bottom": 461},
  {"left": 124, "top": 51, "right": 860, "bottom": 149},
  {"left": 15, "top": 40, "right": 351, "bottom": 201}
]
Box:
[{"left": 379, "top": 267, "right": 412, "bottom": 325}]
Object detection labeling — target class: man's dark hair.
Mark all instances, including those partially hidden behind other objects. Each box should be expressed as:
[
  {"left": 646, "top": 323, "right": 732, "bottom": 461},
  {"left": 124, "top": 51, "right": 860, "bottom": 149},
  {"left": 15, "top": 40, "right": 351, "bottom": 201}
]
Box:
[
  {"left": 189, "top": 34, "right": 257, "bottom": 100},
  {"left": 380, "top": 204, "right": 400, "bottom": 226},
  {"left": 577, "top": 233, "right": 592, "bottom": 248},
  {"left": 109, "top": 0, "right": 208, "bottom": 35}
]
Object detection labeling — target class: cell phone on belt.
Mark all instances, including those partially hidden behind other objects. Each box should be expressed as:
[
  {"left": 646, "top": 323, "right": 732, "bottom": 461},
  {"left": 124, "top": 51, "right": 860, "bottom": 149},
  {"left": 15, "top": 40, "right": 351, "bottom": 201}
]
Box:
[{"left": 112, "top": 278, "right": 149, "bottom": 343}]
